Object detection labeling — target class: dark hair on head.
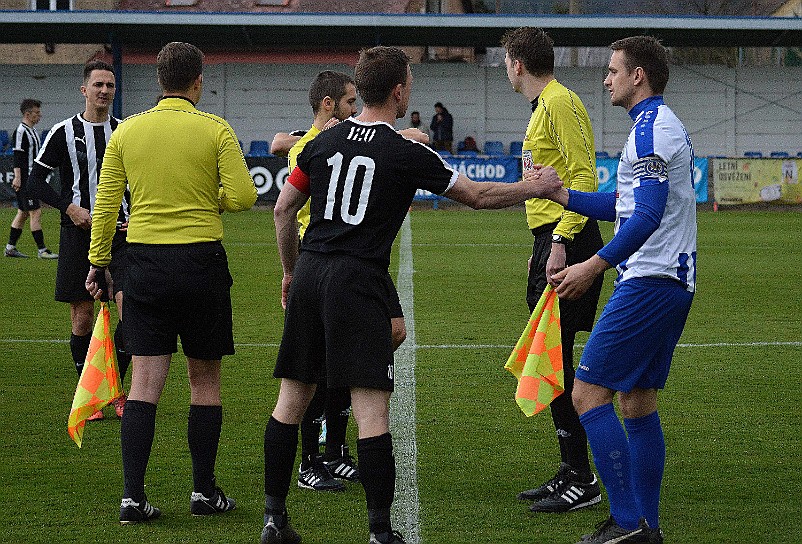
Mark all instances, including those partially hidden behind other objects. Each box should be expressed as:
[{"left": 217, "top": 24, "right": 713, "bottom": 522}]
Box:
[
  {"left": 83, "top": 60, "right": 115, "bottom": 83},
  {"left": 500, "top": 27, "right": 554, "bottom": 77},
  {"left": 610, "top": 35, "right": 670, "bottom": 95},
  {"left": 157, "top": 42, "right": 204, "bottom": 92},
  {"left": 309, "top": 70, "right": 354, "bottom": 114},
  {"left": 354, "top": 46, "right": 410, "bottom": 107},
  {"left": 20, "top": 98, "right": 42, "bottom": 114}
]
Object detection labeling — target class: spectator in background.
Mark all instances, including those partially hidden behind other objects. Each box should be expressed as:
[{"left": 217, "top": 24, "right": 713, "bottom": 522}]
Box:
[
  {"left": 408, "top": 111, "right": 428, "bottom": 140},
  {"left": 459, "top": 136, "right": 480, "bottom": 154},
  {"left": 5, "top": 98, "right": 58, "bottom": 260},
  {"left": 430, "top": 102, "right": 453, "bottom": 153}
]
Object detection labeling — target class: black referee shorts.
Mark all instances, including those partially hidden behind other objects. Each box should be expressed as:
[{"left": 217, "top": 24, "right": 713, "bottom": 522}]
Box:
[
  {"left": 526, "top": 219, "right": 605, "bottom": 333},
  {"left": 55, "top": 226, "right": 127, "bottom": 302},
  {"left": 123, "top": 241, "right": 235, "bottom": 360},
  {"left": 274, "top": 251, "right": 396, "bottom": 391}
]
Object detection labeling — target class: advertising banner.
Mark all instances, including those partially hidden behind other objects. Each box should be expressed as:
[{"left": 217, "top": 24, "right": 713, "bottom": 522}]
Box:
[
  {"left": 0, "top": 155, "right": 289, "bottom": 204},
  {"left": 712, "top": 158, "right": 802, "bottom": 205},
  {"left": 2, "top": 154, "right": 715, "bottom": 206}
]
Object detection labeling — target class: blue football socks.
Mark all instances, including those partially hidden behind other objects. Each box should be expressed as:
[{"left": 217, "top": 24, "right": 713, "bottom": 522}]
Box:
[
  {"left": 624, "top": 411, "right": 664, "bottom": 529},
  {"left": 579, "top": 403, "right": 640, "bottom": 530}
]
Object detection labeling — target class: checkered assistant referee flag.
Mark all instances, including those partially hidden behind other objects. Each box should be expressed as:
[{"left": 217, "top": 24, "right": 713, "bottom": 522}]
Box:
[
  {"left": 68, "top": 302, "right": 121, "bottom": 447},
  {"left": 504, "top": 285, "right": 564, "bottom": 416}
]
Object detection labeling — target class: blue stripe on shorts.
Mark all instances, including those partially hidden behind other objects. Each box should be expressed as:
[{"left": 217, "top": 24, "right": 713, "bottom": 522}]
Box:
[{"left": 576, "top": 277, "right": 693, "bottom": 392}]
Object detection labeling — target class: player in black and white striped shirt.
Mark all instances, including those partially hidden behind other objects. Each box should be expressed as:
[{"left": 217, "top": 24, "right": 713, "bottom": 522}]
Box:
[
  {"left": 4, "top": 98, "right": 57, "bottom": 259},
  {"left": 27, "top": 60, "right": 130, "bottom": 420}
]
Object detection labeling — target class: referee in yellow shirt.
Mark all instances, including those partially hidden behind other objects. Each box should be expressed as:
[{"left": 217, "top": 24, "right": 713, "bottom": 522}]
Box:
[
  {"left": 86, "top": 42, "right": 257, "bottom": 524},
  {"left": 502, "top": 27, "right": 605, "bottom": 514}
]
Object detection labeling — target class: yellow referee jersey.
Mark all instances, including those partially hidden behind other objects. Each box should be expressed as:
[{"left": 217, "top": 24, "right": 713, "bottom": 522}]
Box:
[
  {"left": 523, "top": 79, "right": 598, "bottom": 238},
  {"left": 288, "top": 124, "right": 320, "bottom": 240},
  {"left": 89, "top": 97, "right": 256, "bottom": 266}
]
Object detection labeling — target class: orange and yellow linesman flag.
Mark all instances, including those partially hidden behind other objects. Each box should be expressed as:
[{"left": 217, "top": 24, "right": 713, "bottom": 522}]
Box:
[
  {"left": 67, "top": 302, "right": 121, "bottom": 447},
  {"left": 504, "top": 285, "right": 564, "bottom": 416}
]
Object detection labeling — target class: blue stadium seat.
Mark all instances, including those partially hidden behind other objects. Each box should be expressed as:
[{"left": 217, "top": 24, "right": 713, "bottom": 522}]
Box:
[
  {"left": 509, "top": 140, "right": 523, "bottom": 157},
  {"left": 770, "top": 151, "right": 789, "bottom": 158},
  {"left": 40, "top": 129, "right": 49, "bottom": 143},
  {"left": 596, "top": 151, "right": 610, "bottom": 159},
  {"left": 436, "top": 149, "right": 451, "bottom": 157},
  {"left": 484, "top": 140, "right": 505, "bottom": 156},
  {"left": 797, "top": 152, "right": 802, "bottom": 158},
  {"left": 744, "top": 151, "right": 763, "bottom": 158},
  {"left": 0, "top": 130, "right": 9, "bottom": 152},
  {"left": 247, "top": 140, "right": 270, "bottom": 157},
  {"left": 459, "top": 150, "right": 479, "bottom": 157}
]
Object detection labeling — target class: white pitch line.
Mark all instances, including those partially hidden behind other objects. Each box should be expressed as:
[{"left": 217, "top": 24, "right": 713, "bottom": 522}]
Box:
[
  {"left": 413, "top": 341, "right": 802, "bottom": 349},
  {"left": 391, "top": 213, "right": 420, "bottom": 544},
  {"left": 1, "top": 339, "right": 800, "bottom": 349}
]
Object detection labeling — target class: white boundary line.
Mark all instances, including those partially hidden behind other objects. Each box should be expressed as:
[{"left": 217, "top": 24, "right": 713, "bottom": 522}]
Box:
[{"left": 391, "top": 213, "right": 420, "bottom": 544}]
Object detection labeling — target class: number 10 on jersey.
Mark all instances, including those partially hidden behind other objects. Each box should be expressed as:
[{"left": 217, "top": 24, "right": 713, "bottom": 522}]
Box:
[{"left": 325, "top": 152, "right": 376, "bottom": 226}]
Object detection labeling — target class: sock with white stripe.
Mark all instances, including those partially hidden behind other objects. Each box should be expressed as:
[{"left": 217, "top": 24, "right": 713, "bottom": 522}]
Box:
[
  {"left": 300, "top": 387, "right": 326, "bottom": 470},
  {"left": 624, "top": 411, "right": 664, "bottom": 529},
  {"left": 324, "top": 387, "right": 351, "bottom": 460},
  {"left": 580, "top": 403, "right": 639, "bottom": 530}
]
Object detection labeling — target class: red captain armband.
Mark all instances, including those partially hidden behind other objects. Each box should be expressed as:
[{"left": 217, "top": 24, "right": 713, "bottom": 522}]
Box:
[{"left": 287, "top": 167, "right": 311, "bottom": 195}]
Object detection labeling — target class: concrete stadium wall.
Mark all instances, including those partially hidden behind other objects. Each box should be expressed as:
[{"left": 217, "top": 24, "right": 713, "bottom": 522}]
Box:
[{"left": 1, "top": 62, "right": 800, "bottom": 157}]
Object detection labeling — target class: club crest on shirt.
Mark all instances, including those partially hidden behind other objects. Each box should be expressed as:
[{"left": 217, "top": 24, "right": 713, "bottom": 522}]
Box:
[{"left": 522, "top": 149, "right": 534, "bottom": 172}]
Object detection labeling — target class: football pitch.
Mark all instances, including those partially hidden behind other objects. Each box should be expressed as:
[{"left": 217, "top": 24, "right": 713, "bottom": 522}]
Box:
[{"left": 0, "top": 206, "right": 800, "bottom": 544}]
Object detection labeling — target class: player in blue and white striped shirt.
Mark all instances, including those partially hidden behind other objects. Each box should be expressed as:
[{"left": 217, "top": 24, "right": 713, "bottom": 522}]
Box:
[{"left": 524, "top": 36, "right": 696, "bottom": 544}]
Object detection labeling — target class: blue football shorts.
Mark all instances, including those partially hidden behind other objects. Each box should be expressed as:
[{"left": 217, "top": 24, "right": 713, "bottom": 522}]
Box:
[{"left": 576, "top": 277, "right": 694, "bottom": 392}]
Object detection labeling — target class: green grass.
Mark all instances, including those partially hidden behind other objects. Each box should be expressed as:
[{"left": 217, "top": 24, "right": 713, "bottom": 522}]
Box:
[{"left": 0, "top": 206, "right": 800, "bottom": 543}]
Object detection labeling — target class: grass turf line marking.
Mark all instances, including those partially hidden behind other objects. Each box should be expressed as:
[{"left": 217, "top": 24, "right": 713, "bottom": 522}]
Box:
[
  {"left": 391, "top": 213, "right": 421, "bottom": 544},
  {"left": 2, "top": 339, "right": 801, "bottom": 349}
]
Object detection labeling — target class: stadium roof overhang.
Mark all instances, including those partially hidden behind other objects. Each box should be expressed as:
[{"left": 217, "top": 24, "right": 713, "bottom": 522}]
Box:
[{"left": 1, "top": 10, "right": 801, "bottom": 49}]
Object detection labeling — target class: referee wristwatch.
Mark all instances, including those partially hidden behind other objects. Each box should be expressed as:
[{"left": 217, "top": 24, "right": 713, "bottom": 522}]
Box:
[{"left": 551, "top": 234, "right": 568, "bottom": 245}]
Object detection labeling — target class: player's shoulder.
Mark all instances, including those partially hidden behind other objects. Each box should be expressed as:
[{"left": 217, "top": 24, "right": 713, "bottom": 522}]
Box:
[
  {"left": 40, "top": 117, "right": 72, "bottom": 147},
  {"left": 49, "top": 116, "right": 74, "bottom": 133}
]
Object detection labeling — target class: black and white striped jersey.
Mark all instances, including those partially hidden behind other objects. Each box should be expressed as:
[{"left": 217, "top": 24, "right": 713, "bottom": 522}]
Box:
[
  {"left": 11, "top": 121, "right": 40, "bottom": 183},
  {"left": 34, "top": 113, "right": 129, "bottom": 226}
]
